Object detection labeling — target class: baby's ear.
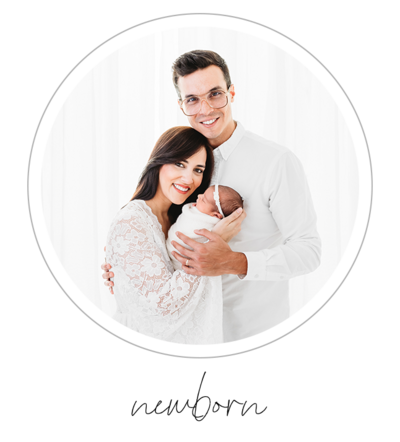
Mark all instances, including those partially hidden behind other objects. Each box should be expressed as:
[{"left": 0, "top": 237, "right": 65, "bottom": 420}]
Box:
[{"left": 212, "top": 212, "right": 223, "bottom": 219}]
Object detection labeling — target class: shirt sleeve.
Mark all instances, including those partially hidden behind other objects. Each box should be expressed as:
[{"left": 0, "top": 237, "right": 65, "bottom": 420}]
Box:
[
  {"left": 106, "top": 207, "right": 208, "bottom": 339},
  {"left": 241, "top": 151, "right": 321, "bottom": 281}
]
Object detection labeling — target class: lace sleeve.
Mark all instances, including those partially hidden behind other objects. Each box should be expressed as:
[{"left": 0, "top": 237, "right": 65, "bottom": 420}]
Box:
[{"left": 106, "top": 204, "right": 208, "bottom": 339}]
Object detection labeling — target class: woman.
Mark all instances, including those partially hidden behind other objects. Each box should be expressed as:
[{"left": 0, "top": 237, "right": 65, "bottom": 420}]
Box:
[{"left": 105, "top": 126, "right": 240, "bottom": 344}]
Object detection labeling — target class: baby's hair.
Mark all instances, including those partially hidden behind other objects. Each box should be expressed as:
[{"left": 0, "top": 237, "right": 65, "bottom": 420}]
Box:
[{"left": 211, "top": 185, "right": 243, "bottom": 217}]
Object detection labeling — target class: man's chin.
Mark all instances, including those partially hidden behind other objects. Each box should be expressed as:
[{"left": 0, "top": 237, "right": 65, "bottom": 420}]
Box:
[
  {"left": 194, "top": 117, "right": 222, "bottom": 135},
  {"left": 195, "top": 125, "right": 221, "bottom": 139}
]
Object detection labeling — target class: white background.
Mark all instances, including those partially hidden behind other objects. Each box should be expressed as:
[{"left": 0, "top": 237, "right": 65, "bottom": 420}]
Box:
[{"left": 41, "top": 18, "right": 359, "bottom": 348}]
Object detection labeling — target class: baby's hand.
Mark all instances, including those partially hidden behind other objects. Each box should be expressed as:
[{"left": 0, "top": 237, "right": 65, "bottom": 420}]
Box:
[{"left": 212, "top": 208, "right": 246, "bottom": 242}]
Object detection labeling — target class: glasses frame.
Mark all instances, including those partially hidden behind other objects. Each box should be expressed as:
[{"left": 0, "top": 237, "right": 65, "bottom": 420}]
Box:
[{"left": 179, "top": 86, "right": 232, "bottom": 116}]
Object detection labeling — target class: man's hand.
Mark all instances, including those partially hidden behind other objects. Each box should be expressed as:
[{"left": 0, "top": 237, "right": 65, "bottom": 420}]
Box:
[
  {"left": 171, "top": 230, "right": 248, "bottom": 277},
  {"left": 212, "top": 207, "right": 246, "bottom": 242},
  {"left": 102, "top": 247, "right": 114, "bottom": 294}
]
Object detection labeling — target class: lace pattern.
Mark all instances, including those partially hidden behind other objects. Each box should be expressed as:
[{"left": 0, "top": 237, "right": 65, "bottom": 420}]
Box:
[{"left": 106, "top": 200, "right": 223, "bottom": 344}]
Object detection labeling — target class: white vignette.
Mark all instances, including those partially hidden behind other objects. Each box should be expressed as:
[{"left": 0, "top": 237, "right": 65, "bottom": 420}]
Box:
[{"left": 27, "top": 13, "right": 372, "bottom": 359}]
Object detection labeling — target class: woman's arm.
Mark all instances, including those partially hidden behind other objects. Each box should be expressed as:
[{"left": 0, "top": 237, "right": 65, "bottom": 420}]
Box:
[
  {"left": 106, "top": 206, "right": 208, "bottom": 338},
  {"left": 102, "top": 206, "right": 246, "bottom": 289}
]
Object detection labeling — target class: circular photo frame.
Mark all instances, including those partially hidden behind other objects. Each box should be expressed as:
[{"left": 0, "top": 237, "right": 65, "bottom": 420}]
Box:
[{"left": 27, "top": 12, "right": 373, "bottom": 359}]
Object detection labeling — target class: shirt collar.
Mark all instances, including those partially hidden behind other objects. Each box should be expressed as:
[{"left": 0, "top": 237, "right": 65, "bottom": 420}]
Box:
[{"left": 215, "top": 121, "right": 245, "bottom": 160}]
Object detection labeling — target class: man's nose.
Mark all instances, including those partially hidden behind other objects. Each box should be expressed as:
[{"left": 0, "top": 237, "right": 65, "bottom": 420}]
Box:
[{"left": 198, "top": 97, "right": 213, "bottom": 114}]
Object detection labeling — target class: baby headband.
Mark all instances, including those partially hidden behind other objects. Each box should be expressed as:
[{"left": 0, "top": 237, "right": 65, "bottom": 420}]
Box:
[{"left": 213, "top": 184, "right": 225, "bottom": 218}]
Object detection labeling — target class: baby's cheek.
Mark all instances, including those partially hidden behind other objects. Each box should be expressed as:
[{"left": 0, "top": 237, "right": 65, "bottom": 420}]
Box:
[
  {"left": 196, "top": 201, "right": 206, "bottom": 213},
  {"left": 206, "top": 203, "right": 216, "bottom": 216}
]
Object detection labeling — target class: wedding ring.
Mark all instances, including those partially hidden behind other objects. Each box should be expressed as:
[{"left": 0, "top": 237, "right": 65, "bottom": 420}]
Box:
[{"left": 186, "top": 259, "right": 189, "bottom": 266}]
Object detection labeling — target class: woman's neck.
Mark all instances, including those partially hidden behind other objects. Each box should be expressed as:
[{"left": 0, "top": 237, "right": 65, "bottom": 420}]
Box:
[{"left": 144, "top": 196, "right": 171, "bottom": 238}]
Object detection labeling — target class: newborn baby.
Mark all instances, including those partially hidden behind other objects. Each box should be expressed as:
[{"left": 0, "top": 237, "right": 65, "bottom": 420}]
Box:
[{"left": 166, "top": 184, "right": 244, "bottom": 270}]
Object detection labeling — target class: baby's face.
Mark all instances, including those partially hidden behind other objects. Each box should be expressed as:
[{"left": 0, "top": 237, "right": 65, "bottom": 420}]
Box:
[{"left": 194, "top": 187, "right": 218, "bottom": 216}]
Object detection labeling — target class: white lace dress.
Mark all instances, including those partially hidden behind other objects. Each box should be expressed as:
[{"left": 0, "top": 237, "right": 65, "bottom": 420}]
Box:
[{"left": 106, "top": 200, "right": 223, "bottom": 344}]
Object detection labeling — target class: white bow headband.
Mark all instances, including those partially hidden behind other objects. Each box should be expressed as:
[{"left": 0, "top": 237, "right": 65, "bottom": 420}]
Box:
[{"left": 213, "top": 184, "right": 225, "bottom": 218}]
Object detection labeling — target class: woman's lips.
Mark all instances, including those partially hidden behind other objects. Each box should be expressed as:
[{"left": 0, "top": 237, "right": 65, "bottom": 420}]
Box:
[{"left": 173, "top": 183, "right": 190, "bottom": 194}]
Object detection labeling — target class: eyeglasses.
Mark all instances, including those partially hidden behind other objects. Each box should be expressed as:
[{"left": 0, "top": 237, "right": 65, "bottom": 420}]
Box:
[{"left": 180, "top": 88, "right": 231, "bottom": 116}]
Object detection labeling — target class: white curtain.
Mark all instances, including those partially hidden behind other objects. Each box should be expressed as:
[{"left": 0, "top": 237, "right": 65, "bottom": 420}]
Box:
[{"left": 42, "top": 27, "right": 358, "bottom": 318}]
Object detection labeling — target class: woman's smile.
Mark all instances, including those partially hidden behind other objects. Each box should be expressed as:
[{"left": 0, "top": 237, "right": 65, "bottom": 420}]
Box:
[{"left": 173, "top": 183, "right": 191, "bottom": 194}]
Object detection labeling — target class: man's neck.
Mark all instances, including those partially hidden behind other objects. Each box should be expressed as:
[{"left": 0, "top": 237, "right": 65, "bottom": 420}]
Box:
[{"left": 209, "top": 120, "right": 237, "bottom": 149}]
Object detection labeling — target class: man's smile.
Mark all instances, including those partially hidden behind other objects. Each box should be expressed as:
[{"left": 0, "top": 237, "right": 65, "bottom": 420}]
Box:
[{"left": 199, "top": 117, "right": 219, "bottom": 128}]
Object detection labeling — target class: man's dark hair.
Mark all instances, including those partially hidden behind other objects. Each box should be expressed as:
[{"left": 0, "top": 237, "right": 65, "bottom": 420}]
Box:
[
  {"left": 211, "top": 185, "right": 243, "bottom": 217},
  {"left": 172, "top": 50, "right": 232, "bottom": 99}
]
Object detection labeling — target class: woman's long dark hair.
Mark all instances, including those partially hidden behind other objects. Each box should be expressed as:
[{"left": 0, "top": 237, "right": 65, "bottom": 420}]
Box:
[{"left": 130, "top": 126, "right": 214, "bottom": 223}]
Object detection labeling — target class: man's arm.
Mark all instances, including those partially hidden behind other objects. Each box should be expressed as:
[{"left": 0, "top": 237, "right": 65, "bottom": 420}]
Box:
[
  {"left": 172, "top": 151, "right": 321, "bottom": 279},
  {"left": 171, "top": 230, "right": 248, "bottom": 276},
  {"left": 171, "top": 207, "right": 248, "bottom": 276},
  {"left": 240, "top": 151, "right": 321, "bottom": 281}
]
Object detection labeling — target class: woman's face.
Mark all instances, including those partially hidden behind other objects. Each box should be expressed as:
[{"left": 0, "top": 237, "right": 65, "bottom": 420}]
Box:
[{"left": 158, "top": 147, "right": 207, "bottom": 206}]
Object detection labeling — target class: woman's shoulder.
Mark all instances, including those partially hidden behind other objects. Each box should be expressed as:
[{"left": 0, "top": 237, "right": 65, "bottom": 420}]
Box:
[
  {"left": 107, "top": 200, "right": 166, "bottom": 254},
  {"left": 112, "top": 200, "right": 146, "bottom": 222},
  {"left": 109, "top": 200, "right": 160, "bottom": 233},
  {"left": 106, "top": 201, "right": 150, "bottom": 246}
]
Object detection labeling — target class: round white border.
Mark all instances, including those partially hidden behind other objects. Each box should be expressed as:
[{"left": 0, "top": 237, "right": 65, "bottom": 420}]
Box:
[{"left": 28, "top": 13, "right": 372, "bottom": 358}]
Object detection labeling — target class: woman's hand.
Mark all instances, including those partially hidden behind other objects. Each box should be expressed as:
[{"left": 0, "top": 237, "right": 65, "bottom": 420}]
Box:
[
  {"left": 211, "top": 207, "right": 246, "bottom": 242},
  {"left": 102, "top": 246, "right": 114, "bottom": 294}
]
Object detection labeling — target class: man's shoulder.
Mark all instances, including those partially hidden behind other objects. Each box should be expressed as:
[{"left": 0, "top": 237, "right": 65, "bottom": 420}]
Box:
[
  {"left": 234, "top": 124, "right": 291, "bottom": 160},
  {"left": 241, "top": 128, "right": 290, "bottom": 157}
]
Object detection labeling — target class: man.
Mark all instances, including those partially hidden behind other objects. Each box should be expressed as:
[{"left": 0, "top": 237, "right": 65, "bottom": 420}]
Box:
[{"left": 102, "top": 50, "right": 321, "bottom": 342}]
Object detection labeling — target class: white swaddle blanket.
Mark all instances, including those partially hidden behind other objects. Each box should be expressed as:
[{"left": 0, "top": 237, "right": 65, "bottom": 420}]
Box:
[
  {"left": 166, "top": 201, "right": 224, "bottom": 342},
  {"left": 166, "top": 203, "right": 220, "bottom": 270}
]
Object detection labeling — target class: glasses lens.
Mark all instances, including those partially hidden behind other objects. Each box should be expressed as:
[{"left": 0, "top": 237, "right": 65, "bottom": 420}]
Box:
[
  {"left": 207, "top": 90, "right": 228, "bottom": 109},
  {"left": 182, "top": 91, "right": 228, "bottom": 116},
  {"left": 182, "top": 97, "right": 201, "bottom": 116}
]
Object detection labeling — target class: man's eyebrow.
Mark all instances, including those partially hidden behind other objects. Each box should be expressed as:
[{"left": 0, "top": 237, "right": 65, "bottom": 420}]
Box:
[{"left": 184, "top": 86, "right": 224, "bottom": 99}]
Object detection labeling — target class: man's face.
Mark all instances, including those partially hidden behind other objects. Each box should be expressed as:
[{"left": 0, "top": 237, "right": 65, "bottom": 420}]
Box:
[{"left": 177, "top": 65, "right": 236, "bottom": 148}]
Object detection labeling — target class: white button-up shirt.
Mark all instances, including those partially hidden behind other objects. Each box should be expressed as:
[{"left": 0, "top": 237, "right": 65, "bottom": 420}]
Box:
[{"left": 211, "top": 122, "right": 321, "bottom": 342}]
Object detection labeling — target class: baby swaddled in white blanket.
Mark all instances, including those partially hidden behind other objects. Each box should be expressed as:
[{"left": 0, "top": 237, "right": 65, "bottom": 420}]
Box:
[
  {"left": 167, "top": 203, "right": 220, "bottom": 269},
  {"left": 165, "top": 184, "right": 243, "bottom": 343},
  {"left": 166, "top": 184, "right": 244, "bottom": 270}
]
